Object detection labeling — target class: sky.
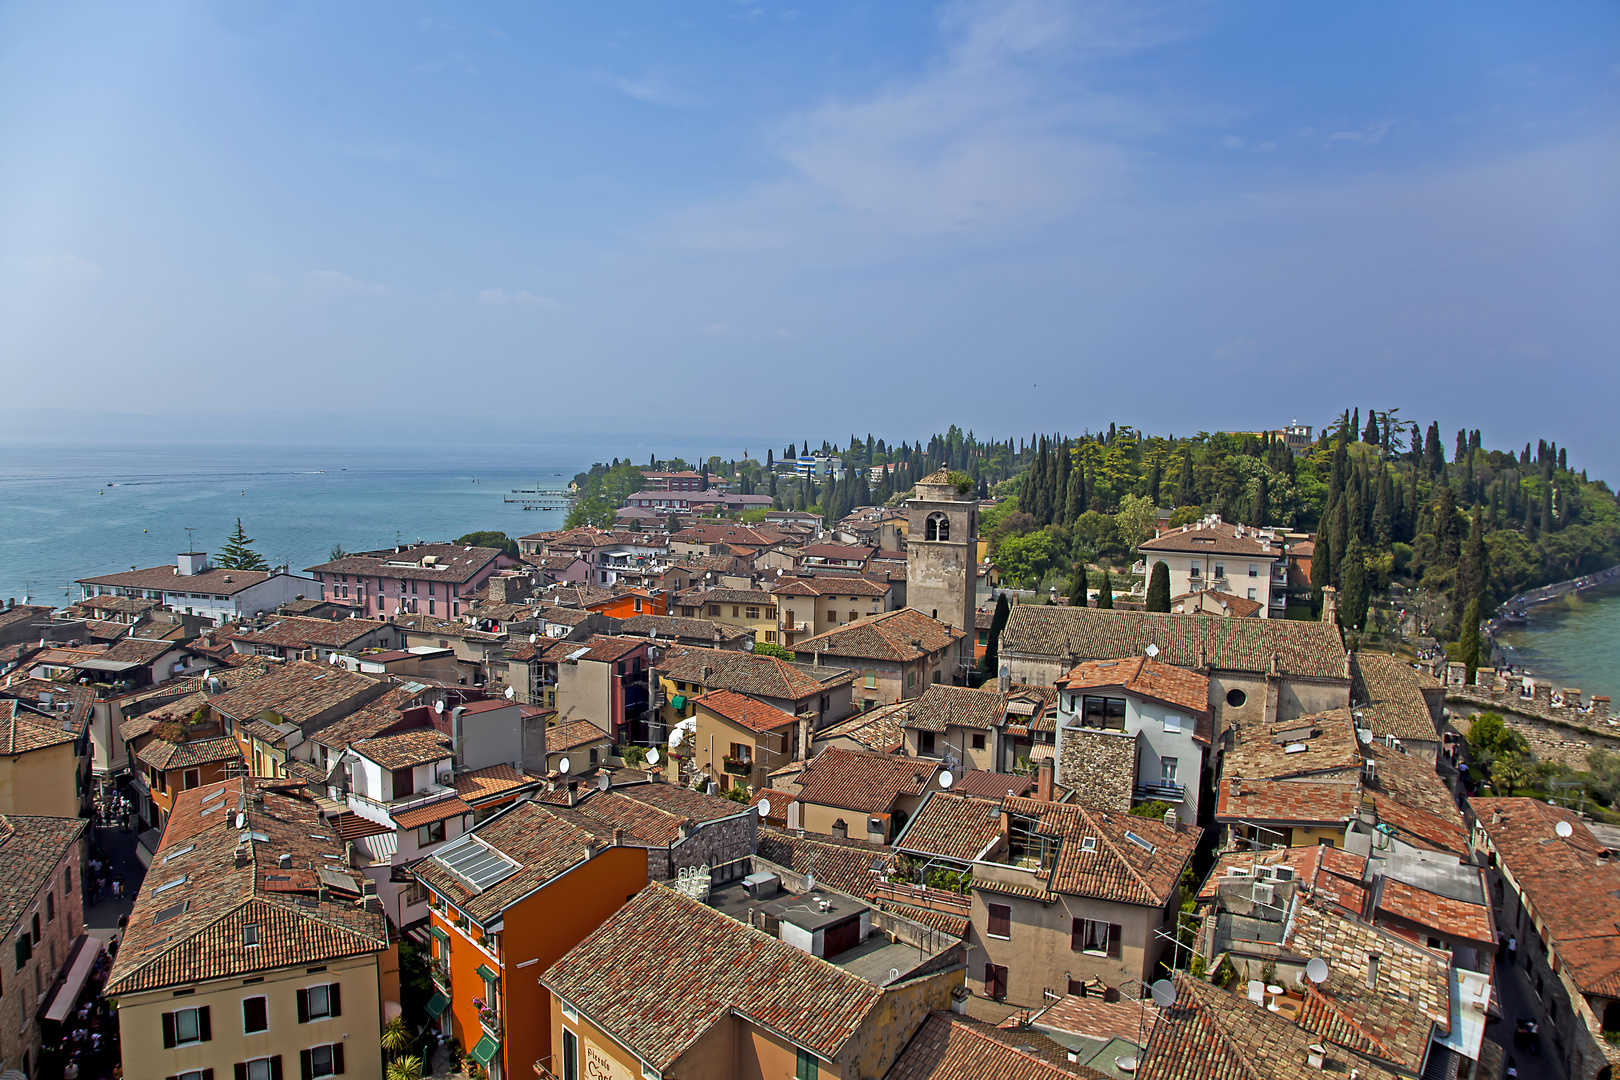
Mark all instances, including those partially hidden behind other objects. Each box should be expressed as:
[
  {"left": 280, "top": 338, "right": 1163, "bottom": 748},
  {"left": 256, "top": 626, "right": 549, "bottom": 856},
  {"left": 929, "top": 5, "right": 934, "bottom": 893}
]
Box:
[{"left": 1, "top": 1, "right": 1617, "bottom": 473}]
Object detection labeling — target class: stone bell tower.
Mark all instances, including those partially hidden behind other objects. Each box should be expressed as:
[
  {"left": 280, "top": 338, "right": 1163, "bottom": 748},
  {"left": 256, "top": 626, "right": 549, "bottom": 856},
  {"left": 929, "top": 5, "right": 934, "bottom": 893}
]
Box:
[{"left": 906, "top": 469, "right": 978, "bottom": 678}]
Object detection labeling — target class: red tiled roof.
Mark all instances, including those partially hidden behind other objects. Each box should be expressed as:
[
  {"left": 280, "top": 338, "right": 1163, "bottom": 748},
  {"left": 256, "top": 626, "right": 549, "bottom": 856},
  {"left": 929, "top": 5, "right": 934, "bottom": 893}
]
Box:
[
  {"left": 887, "top": 1013, "right": 1106, "bottom": 1080},
  {"left": 894, "top": 792, "right": 1001, "bottom": 863},
  {"left": 1000, "top": 796, "right": 1200, "bottom": 908},
  {"left": 795, "top": 747, "right": 938, "bottom": 815},
  {"left": 548, "top": 720, "right": 611, "bottom": 753},
  {"left": 1375, "top": 877, "right": 1493, "bottom": 944},
  {"left": 793, "top": 607, "right": 964, "bottom": 663},
  {"left": 695, "top": 689, "right": 797, "bottom": 733},
  {"left": 1058, "top": 655, "right": 1211, "bottom": 717}
]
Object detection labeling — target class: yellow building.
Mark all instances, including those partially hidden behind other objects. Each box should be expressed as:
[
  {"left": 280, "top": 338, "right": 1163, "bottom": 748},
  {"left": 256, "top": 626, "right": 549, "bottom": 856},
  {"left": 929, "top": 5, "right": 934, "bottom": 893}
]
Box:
[
  {"left": 0, "top": 702, "right": 85, "bottom": 818},
  {"left": 688, "top": 690, "right": 798, "bottom": 794},
  {"left": 670, "top": 588, "right": 779, "bottom": 643},
  {"left": 107, "top": 778, "right": 392, "bottom": 1080}
]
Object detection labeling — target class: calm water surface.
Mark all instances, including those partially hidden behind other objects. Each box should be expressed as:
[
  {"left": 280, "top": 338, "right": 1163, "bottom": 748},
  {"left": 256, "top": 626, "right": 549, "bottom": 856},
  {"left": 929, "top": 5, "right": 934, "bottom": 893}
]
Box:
[{"left": 1495, "top": 581, "right": 1620, "bottom": 703}]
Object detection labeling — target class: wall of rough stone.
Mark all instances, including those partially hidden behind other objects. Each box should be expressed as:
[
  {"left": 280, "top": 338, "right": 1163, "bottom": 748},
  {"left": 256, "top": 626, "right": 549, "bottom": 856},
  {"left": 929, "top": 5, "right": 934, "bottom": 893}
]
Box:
[
  {"left": 1449, "top": 699, "right": 1620, "bottom": 771},
  {"left": 1056, "top": 727, "right": 1138, "bottom": 811},
  {"left": 647, "top": 810, "right": 758, "bottom": 882}
]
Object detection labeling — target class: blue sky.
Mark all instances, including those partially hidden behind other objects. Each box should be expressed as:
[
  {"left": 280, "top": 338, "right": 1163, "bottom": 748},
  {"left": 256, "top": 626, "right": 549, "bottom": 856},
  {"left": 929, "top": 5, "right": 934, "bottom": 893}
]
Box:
[{"left": 2, "top": 2, "right": 1616, "bottom": 472}]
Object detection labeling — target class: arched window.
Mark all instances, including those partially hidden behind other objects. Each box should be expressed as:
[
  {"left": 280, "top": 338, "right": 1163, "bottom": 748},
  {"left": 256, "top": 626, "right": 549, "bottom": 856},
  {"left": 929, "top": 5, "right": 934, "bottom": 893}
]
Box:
[{"left": 926, "top": 512, "right": 950, "bottom": 542}]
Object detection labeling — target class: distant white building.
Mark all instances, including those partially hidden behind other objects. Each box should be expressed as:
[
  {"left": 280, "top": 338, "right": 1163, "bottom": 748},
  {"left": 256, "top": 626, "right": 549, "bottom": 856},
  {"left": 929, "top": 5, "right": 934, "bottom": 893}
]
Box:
[
  {"left": 1137, "top": 516, "right": 1286, "bottom": 618},
  {"left": 77, "top": 552, "right": 316, "bottom": 626}
]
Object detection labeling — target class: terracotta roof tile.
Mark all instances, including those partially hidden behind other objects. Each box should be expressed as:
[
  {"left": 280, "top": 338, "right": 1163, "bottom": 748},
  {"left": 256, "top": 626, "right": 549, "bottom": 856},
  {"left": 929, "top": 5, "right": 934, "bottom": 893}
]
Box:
[
  {"left": 411, "top": 800, "right": 605, "bottom": 923},
  {"left": 540, "top": 883, "right": 884, "bottom": 1071},
  {"left": 305, "top": 542, "right": 504, "bottom": 583},
  {"left": 1058, "top": 655, "right": 1211, "bottom": 718},
  {"left": 657, "top": 645, "right": 851, "bottom": 701},
  {"left": 1350, "top": 653, "right": 1441, "bottom": 742},
  {"left": 886, "top": 1013, "right": 1105, "bottom": 1080},
  {"left": 453, "top": 764, "right": 537, "bottom": 804},
  {"left": 391, "top": 796, "right": 473, "bottom": 830},
  {"left": 227, "top": 615, "right": 385, "bottom": 651},
  {"left": 900, "top": 683, "right": 1008, "bottom": 733},
  {"left": 795, "top": 747, "right": 938, "bottom": 815},
  {"left": 1139, "top": 522, "right": 1280, "bottom": 556},
  {"left": 351, "top": 728, "right": 452, "bottom": 771},
  {"left": 999, "top": 796, "right": 1200, "bottom": 907},
  {"left": 0, "top": 816, "right": 87, "bottom": 942},
  {"left": 1375, "top": 877, "right": 1493, "bottom": 944},
  {"left": 547, "top": 720, "right": 611, "bottom": 753},
  {"left": 893, "top": 792, "right": 1003, "bottom": 863},
  {"left": 206, "top": 660, "right": 386, "bottom": 729},
  {"left": 755, "top": 829, "right": 893, "bottom": 895},
  {"left": 136, "top": 735, "right": 243, "bottom": 772},
  {"left": 695, "top": 689, "right": 797, "bottom": 733},
  {"left": 814, "top": 702, "right": 909, "bottom": 753},
  {"left": 793, "top": 608, "right": 964, "bottom": 664}
]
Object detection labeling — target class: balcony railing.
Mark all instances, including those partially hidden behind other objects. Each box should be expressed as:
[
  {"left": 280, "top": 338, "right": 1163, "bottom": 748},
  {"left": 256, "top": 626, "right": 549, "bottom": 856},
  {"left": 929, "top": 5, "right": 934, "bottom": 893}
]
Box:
[
  {"left": 430, "top": 957, "right": 450, "bottom": 987},
  {"left": 1134, "top": 780, "right": 1187, "bottom": 801},
  {"left": 867, "top": 880, "right": 971, "bottom": 913},
  {"left": 722, "top": 757, "right": 753, "bottom": 776}
]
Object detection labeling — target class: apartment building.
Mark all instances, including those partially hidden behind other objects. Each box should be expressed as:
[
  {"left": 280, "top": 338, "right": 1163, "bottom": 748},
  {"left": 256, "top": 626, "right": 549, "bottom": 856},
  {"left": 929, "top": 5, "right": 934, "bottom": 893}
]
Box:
[
  {"left": 77, "top": 551, "right": 316, "bottom": 626},
  {"left": 307, "top": 543, "right": 516, "bottom": 621},
  {"left": 1137, "top": 516, "right": 1286, "bottom": 617},
  {"left": 106, "top": 779, "right": 391, "bottom": 1080},
  {"left": 0, "top": 815, "right": 88, "bottom": 1080}
]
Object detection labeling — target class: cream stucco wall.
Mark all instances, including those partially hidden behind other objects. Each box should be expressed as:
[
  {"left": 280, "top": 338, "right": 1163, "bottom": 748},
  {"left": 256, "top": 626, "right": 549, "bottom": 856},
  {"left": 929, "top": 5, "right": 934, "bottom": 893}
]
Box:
[{"left": 0, "top": 742, "right": 82, "bottom": 818}]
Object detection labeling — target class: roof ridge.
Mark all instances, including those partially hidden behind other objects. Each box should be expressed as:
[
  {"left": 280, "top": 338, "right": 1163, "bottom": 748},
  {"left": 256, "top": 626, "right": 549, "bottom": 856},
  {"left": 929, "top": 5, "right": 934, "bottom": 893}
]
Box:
[
  {"left": 1297, "top": 979, "right": 1402, "bottom": 1061},
  {"left": 106, "top": 892, "right": 258, "bottom": 995},
  {"left": 1185, "top": 980, "right": 1271, "bottom": 1080},
  {"left": 949, "top": 1015, "right": 1074, "bottom": 1076}
]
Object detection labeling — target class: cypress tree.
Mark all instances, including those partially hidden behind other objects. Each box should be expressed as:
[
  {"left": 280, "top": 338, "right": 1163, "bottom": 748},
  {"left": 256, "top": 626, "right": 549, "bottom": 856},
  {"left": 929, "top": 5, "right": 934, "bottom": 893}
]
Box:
[
  {"left": 1457, "top": 596, "right": 1482, "bottom": 683},
  {"left": 1341, "top": 533, "right": 1368, "bottom": 631},
  {"left": 1067, "top": 563, "right": 1089, "bottom": 607},
  {"left": 1362, "top": 409, "right": 1379, "bottom": 445},
  {"left": 1311, "top": 529, "right": 1332, "bottom": 615},
  {"left": 1351, "top": 407, "right": 1360, "bottom": 440},
  {"left": 976, "top": 592, "right": 1012, "bottom": 684},
  {"left": 1409, "top": 423, "right": 1423, "bottom": 467},
  {"left": 1330, "top": 497, "right": 1348, "bottom": 586},
  {"left": 1095, "top": 569, "right": 1114, "bottom": 609},
  {"left": 1541, "top": 481, "right": 1555, "bottom": 536},
  {"left": 1424, "top": 422, "right": 1445, "bottom": 474},
  {"left": 1147, "top": 461, "right": 1162, "bottom": 507},
  {"left": 1251, "top": 473, "right": 1269, "bottom": 526},
  {"left": 1064, "top": 469, "right": 1085, "bottom": 527},
  {"left": 1055, "top": 439, "right": 1071, "bottom": 524},
  {"left": 1372, "top": 470, "right": 1393, "bottom": 550},
  {"left": 1434, "top": 484, "right": 1462, "bottom": 567},
  {"left": 1457, "top": 509, "right": 1489, "bottom": 614},
  {"left": 1177, "top": 452, "right": 1194, "bottom": 506},
  {"left": 1146, "top": 561, "right": 1171, "bottom": 612}
]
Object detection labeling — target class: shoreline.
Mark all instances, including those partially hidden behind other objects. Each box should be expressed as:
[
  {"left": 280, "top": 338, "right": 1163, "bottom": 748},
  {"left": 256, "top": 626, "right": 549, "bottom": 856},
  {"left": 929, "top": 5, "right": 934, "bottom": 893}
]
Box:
[{"left": 1492, "top": 578, "right": 1620, "bottom": 701}]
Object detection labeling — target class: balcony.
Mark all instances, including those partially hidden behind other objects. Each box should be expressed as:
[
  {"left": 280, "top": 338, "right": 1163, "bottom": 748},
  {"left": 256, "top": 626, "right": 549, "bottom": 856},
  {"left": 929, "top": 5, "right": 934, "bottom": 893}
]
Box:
[
  {"left": 722, "top": 756, "right": 753, "bottom": 777},
  {"left": 430, "top": 957, "right": 451, "bottom": 987},
  {"left": 1134, "top": 780, "right": 1187, "bottom": 802},
  {"left": 786, "top": 621, "right": 809, "bottom": 632}
]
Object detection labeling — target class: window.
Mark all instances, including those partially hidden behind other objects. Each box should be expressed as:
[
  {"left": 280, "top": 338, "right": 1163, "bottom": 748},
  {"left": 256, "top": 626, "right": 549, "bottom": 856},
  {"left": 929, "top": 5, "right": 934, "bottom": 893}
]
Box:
[
  {"left": 1188, "top": 563, "right": 1201, "bottom": 577},
  {"left": 1072, "top": 919, "right": 1119, "bottom": 956},
  {"left": 864, "top": 670, "right": 877, "bottom": 689},
  {"left": 243, "top": 996, "right": 268, "bottom": 1034},
  {"left": 919, "top": 732, "right": 936, "bottom": 755},
  {"left": 745, "top": 607, "right": 759, "bottom": 620},
  {"left": 796, "top": 1047, "right": 818, "bottom": 1080},
  {"left": 1247, "top": 588, "right": 1258, "bottom": 601},
  {"left": 403, "top": 880, "right": 429, "bottom": 907},
  {"left": 185, "top": 769, "right": 201, "bottom": 790},
  {"left": 1080, "top": 696, "right": 1127, "bottom": 730},
  {"left": 732, "top": 606, "right": 741, "bottom": 618},
  {"left": 709, "top": 605, "right": 720, "bottom": 616},
  {"left": 30, "top": 914, "right": 39, "bottom": 944},
  {"left": 561, "top": 1029, "right": 579, "bottom": 1080},
  {"left": 238, "top": 1058, "right": 278, "bottom": 1080},
  {"left": 1214, "top": 564, "right": 1225, "bottom": 578},
  {"left": 63, "top": 865, "right": 71, "bottom": 893},
  {"left": 984, "top": 963, "right": 1008, "bottom": 999},
  {"left": 764, "top": 631, "right": 776, "bottom": 643},
  {"left": 176, "top": 1071, "right": 211, "bottom": 1080},
  {"left": 243, "top": 924, "right": 260, "bottom": 947},
  {"left": 296, "top": 983, "right": 340, "bottom": 1023},
  {"left": 926, "top": 513, "right": 950, "bottom": 542},
  {"left": 1225, "top": 688, "right": 1247, "bottom": 708},
  {"left": 1163, "top": 714, "right": 1182, "bottom": 733},
  {"left": 164, "top": 1006, "right": 212, "bottom": 1047},
  {"left": 907, "top": 670, "right": 917, "bottom": 688},
  {"left": 301, "top": 1044, "right": 344, "bottom": 1078},
  {"left": 15, "top": 934, "right": 29, "bottom": 971},
  {"left": 391, "top": 768, "right": 414, "bottom": 798},
  {"left": 1248, "top": 564, "right": 1259, "bottom": 577},
  {"left": 417, "top": 820, "right": 446, "bottom": 847},
  {"left": 1161, "top": 757, "right": 1179, "bottom": 783},
  {"left": 45, "top": 893, "right": 54, "bottom": 923},
  {"left": 987, "top": 903, "right": 1011, "bottom": 939},
  {"left": 972, "top": 733, "right": 985, "bottom": 750}
]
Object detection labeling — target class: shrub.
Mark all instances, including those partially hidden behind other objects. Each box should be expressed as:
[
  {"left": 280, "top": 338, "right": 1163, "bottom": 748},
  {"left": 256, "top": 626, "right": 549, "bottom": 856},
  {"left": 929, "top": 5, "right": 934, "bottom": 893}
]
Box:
[{"left": 753, "top": 641, "right": 794, "bottom": 660}]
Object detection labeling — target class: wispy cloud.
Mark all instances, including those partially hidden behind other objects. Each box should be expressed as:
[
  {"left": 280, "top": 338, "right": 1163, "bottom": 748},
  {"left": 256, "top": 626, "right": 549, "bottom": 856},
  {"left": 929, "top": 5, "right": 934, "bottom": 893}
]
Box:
[
  {"left": 602, "top": 71, "right": 702, "bottom": 109},
  {"left": 24, "top": 254, "right": 104, "bottom": 281},
  {"left": 477, "top": 288, "right": 557, "bottom": 308},
  {"left": 303, "top": 270, "right": 387, "bottom": 295},
  {"left": 1327, "top": 120, "right": 1395, "bottom": 148}
]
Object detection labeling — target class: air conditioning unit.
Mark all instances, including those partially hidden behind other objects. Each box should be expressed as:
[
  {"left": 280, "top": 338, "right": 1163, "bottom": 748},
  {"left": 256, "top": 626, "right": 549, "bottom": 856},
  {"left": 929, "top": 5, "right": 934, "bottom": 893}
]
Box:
[
  {"left": 437, "top": 772, "right": 453, "bottom": 785},
  {"left": 1252, "top": 882, "right": 1275, "bottom": 907},
  {"left": 1269, "top": 866, "right": 1295, "bottom": 883}
]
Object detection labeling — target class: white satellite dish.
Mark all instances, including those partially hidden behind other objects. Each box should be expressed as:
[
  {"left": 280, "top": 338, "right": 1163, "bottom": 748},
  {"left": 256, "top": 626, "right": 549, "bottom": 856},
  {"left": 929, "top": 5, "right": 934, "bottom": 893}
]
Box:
[
  {"left": 504, "top": 685, "right": 515, "bottom": 700},
  {"left": 647, "top": 748, "right": 660, "bottom": 766},
  {"left": 1555, "top": 820, "right": 1574, "bottom": 838},
  {"left": 434, "top": 699, "right": 445, "bottom": 713},
  {"left": 1150, "top": 978, "right": 1178, "bottom": 1007},
  {"left": 805, "top": 873, "right": 815, "bottom": 891},
  {"left": 328, "top": 652, "right": 338, "bottom": 664},
  {"left": 1305, "top": 957, "right": 1330, "bottom": 984},
  {"left": 1145, "top": 643, "right": 1160, "bottom": 658},
  {"left": 1358, "top": 729, "right": 1373, "bottom": 744},
  {"left": 529, "top": 633, "right": 537, "bottom": 643},
  {"left": 938, "top": 770, "right": 954, "bottom": 789},
  {"left": 558, "top": 757, "right": 571, "bottom": 775},
  {"left": 757, "top": 798, "right": 771, "bottom": 817}
]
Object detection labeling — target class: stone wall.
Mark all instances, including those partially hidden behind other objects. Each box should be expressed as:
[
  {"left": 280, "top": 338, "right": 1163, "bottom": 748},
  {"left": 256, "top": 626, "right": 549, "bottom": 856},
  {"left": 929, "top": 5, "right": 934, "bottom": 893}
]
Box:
[
  {"left": 1056, "top": 727, "right": 1138, "bottom": 811},
  {"left": 648, "top": 809, "right": 758, "bottom": 882},
  {"left": 1449, "top": 696, "right": 1620, "bottom": 771}
]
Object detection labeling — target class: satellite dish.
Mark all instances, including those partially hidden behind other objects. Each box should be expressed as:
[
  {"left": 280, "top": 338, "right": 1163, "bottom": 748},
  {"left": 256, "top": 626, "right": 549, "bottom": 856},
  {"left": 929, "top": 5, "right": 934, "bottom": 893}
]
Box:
[
  {"left": 434, "top": 699, "right": 445, "bottom": 713},
  {"left": 529, "top": 633, "right": 537, "bottom": 643},
  {"left": 1150, "top": 979, "right": 1178, "bottom": 1007},
  {"left": 504, "top": 685, "right": 515, "bottom": 700},
  {"left": 1358, "top": 729, "right": 1373, "bottom": 744},
  {"left": 1145, "top": 643, "right": 1160, "bottom": 658},
  {"left": 888, "top": 967, "right": 901, "bottom": 982},
  {"left": 1556, "top": 820, "right": 1574, "bottom": 838},
  {"left": 938, "top": 770, "right": 954, "bottom": 789},
  {"left": 1305, "top": 957, "right": 1330, "bottom": 984},
  {"left": 328, "top": 653, "right": 338, "bottom": 665},
  {"left": 804, "top": 873, "right": 814, "bottom": 891},
  {"left": 757, "top": 798, "right": 771, "bottom": 817},
  {"left": 647, "top": 748, "right": 660, "bottom": 766},
  {"left": 558, "top": 757, "right": 571, "bottom": 775}
]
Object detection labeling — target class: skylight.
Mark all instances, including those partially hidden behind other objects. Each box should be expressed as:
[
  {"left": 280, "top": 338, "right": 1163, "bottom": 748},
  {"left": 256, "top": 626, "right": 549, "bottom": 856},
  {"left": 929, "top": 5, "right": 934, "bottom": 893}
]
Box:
[
  {"left": 162, "top": 845, "right": 195, "bottom": 864},
  {"left": 433, "top": 836, "right": 520, "bottom": 893},
  {"left": 1123, "top": 831, "right": 1156, "bottom": 854},
  {"left": 1284, "top": 743, "right": 1308, "bottom": 754},
  {"left": 154, "top": 875, "right": 188, "bottom": 893},
  {"left": 1080, "top": 836, "right": 1097, "bottom": 852},
  {"left": 153, "top": 901, "right": 188, "bottom": 924}
]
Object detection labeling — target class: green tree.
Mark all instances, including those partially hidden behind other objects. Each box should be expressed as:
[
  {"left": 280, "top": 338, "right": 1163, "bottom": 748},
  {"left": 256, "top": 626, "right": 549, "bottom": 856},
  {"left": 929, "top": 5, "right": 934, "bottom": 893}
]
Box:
[
  {"left": 752, "top": 641, "right": 794, "bottom": 660},
  {"left": 328, "top": 543, "right": 350, "bottom": 561},
  {"left": 454, "top": 531, "right": 521, "bottom": 559},
  {"left": 1146, "top": 561, "right": 1171, "bottom": 612},
  {"left": 1067, "top": 563, "right": 1089, "bottom": 607},
  {"left": 1341, "top": 533, "right": 1368, "bottom": 631},
  {"left": 1115, "top": 493, "right": 1159, "bottom": 546},
  {"left": 976, "top": 592, "right": 1012, "bottom": 684},
  {"left": 1096, "top": 569, "right": 1114, "bottom": 609},
  {"left": 1457, "top": 596, "right": 1482, "bottom": 684},
  {"left": 216, "top": 518, "right": 270, "bottom": 571}
]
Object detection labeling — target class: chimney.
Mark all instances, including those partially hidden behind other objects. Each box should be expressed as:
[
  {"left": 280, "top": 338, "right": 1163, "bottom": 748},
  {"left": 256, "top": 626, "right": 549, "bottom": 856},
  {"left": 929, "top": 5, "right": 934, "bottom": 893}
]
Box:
[
  {"left": 1228, "top": 775, "right": 1242, "bottom": 797},
  {"left": 998, "top": 667, "right": 1010, "bottom": 693},
  {"left": 1163, "top": 806, "right": 1178, "bottom": 830},
  {"left": 1492, "top": 809, "right": 1501, "bottom": 826},
  {"left": 566, "top": 780, "right": 579, "bottom": 807},
  {"left": 1365, "top": 953, "right": 1380, "bottom": 991},
  {"left": 678, "top": 817, "right": 696, "bottom": 839},
  {"left": 612, "top": 827, "right": 626, "bottom": 847},
  {"left": 580, "top": 838, "right": 598, "bottom": 861},
  {"left": 1036, "top": 758, "right": 1054, "bottom": 802},
  {"left": 831, "top": 818, "right": 848, "bottom": 840},
  {"left": 1320, "top": 585, "right": 1339, "bottom": 626}
]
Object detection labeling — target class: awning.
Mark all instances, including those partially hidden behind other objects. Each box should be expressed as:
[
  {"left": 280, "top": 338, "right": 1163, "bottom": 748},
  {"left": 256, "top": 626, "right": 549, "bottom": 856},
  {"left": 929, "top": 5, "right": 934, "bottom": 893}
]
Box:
[
  {"left": 475, "top": 964, "right": 500, "bottom": 984},
  {"left": 424, "top": 991, "right": 450, "bottom": 1019},
  {"left": 468, "top": 1034, "right": 499, "bottom": 1065},
  {"left": 669, "top": 695, "right": 686, "bottom": 710},
  {"left": 40, "top": 935, "right": 103, "bottom": 1023}
]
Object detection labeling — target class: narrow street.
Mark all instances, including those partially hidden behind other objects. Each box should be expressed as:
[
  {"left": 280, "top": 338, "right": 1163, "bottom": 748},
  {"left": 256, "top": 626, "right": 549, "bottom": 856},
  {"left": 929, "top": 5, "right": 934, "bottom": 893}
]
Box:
[{"left": 1488, "top": 949, "right": 1568, "bottom": 1080}]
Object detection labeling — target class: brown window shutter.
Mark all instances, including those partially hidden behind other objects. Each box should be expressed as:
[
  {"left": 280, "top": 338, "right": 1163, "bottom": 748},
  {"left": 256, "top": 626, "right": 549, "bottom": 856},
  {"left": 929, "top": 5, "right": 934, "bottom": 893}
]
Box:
[
  {"left": 270, "top": 1056, "right": 283, "bottom": 1080},
  {"left": 332, "top": 1043, "right": 344, "bottom": 1075},
  {"left": 234, "top": 1066, "right": 248, "bottom": 1080},
  {"left": 198, "top": 1005, "right": 212, "bottom": 1041},
  {"left": 300, "top": 1049, "right": 313, "bottom": 1080},
  {"left": 162, "top": 1011, "right": 176, "bottom": 1049},
  {"left": 1108, "top": 924, "right": 1123, "bottom": 958},
  {"left": 1071, "top": 919, "right": 1083, "bottom": 951},
  {"left": 987, "top": 903, "right": 1010, "bottom": 938},
  {"left": 296, "top": 988, "right": 309, "bottom": 1024},
  {"left": 203, "top": 1071, "right": 215, "bottom": 1080},
  {"left": 328, "top": 983, "right": 341, "bottom": 1017}
]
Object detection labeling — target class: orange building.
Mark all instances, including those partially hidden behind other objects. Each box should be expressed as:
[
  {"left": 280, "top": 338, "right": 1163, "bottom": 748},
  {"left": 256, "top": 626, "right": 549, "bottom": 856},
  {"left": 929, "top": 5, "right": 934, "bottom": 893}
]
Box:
[
  {"left": 586, "top": 586, "right": 667, "bottom": 619},
  {"left": 411, "top": 800, "right": 648, "bottom": 1080}
]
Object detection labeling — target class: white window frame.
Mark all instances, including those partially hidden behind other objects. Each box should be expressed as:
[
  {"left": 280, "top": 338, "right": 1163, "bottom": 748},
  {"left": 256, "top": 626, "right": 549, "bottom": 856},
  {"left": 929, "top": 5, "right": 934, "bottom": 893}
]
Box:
[
  {"left": 305, "top": 983, "right": 335, "bottom": 1020},
  {"left": 174, "top": 1006, "right": 204, "bottom": 1045},
  {"left": 1162, "top": 715, "right": 1182, "bottom": 733},
  {"left": 308, "top": 1043, "right": 339, "bottom": 1079},
  {"left": 1161, "top": 757, "right": 1179, "bottom": 783}
]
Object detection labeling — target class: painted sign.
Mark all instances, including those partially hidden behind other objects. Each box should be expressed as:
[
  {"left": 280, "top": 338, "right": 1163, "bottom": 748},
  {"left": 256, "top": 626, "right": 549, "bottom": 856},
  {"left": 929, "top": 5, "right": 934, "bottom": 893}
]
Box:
[{"left": 583, "top": 1038, "right": 634, "bottom": 1080}]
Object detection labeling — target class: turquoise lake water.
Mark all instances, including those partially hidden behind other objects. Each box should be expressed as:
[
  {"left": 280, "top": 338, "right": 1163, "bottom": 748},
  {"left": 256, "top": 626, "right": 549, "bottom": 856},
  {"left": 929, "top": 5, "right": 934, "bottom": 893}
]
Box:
[
  {"left": 0, "top": 443, "right": 591, "bottom": 607},
  {"left": 1494, "top": 581, "right": 1620, "bottom": 703}
]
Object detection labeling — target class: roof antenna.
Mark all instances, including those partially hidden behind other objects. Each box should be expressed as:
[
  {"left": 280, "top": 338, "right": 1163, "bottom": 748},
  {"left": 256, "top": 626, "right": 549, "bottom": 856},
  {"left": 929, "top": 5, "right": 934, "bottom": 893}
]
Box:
[{"left": 184, "top": 527, "right": 198, "bottom": 552}]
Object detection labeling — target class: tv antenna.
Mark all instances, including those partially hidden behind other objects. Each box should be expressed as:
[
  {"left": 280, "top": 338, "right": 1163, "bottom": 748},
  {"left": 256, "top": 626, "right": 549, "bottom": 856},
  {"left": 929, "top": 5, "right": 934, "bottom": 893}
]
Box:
[{"left": 184, "top": 527, "right": 198, "bottom": 552}]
